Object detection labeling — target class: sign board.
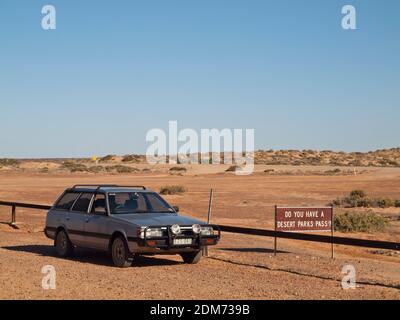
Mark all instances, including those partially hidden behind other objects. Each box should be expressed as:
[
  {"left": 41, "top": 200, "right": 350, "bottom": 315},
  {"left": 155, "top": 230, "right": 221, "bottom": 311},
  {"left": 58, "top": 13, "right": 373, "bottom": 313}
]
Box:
[{"left": 275, "top": 207, "right": 333, "bottom": 232}]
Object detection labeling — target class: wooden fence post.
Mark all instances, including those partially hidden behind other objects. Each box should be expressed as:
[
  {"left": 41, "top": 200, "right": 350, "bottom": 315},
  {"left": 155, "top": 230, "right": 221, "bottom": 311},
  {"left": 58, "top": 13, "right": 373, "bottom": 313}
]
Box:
[{"left": 11, "top": 205, "right": 16, "bottom": 226}]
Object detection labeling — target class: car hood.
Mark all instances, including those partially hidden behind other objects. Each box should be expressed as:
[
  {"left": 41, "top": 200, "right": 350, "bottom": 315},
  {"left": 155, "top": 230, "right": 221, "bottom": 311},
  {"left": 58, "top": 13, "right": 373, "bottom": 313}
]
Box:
[{"left": 113, "top": 213, "right": 206, "bottom": 227}]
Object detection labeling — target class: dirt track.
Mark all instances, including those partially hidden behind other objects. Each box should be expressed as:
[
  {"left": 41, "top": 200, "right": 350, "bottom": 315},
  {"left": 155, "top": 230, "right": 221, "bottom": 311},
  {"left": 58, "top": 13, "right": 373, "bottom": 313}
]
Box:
[{"left": 0, "top": 167, "right": 399, "bottom": 299}]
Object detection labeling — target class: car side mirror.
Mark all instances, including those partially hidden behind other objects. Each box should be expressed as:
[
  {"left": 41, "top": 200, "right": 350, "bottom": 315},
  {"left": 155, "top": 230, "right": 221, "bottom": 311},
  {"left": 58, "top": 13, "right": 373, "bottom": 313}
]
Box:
[{"left": 173, "top": 206, "right": 179, "bottom": 212}]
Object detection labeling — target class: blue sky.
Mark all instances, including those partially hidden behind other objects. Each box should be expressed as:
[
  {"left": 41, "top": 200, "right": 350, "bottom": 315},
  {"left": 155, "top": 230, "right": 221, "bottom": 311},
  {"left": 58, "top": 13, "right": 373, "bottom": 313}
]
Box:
[{"left": 0, "top": 0, "right": 399, "bottom": 158}]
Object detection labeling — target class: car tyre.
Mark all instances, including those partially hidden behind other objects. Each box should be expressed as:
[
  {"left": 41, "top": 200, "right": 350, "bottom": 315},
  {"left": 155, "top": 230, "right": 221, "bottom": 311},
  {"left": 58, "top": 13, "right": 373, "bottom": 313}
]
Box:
[
  {"left": 111, "top": 236, "right": 133, "bottom": 268},
  {"left": 55, "top": 229, "right": 74, "bottom": 257},
  {"left": 180, "top": 250, "right": 202, "bottom": 264}
]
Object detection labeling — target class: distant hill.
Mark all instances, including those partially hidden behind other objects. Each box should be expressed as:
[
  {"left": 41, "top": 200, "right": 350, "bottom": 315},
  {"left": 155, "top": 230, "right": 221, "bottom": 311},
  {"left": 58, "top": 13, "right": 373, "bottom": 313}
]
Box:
[
  {"left": 1, "top": 148, "right": 400, "bottom": 168},
  {"left": 254, "top": 148, "right": 400, "bottom": 167}
]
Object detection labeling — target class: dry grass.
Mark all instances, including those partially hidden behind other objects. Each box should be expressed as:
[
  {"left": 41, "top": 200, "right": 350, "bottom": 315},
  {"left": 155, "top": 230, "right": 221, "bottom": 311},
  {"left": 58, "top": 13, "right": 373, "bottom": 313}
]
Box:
[{"left": 159, "top": 185, "right": 186, "bottom": 195}]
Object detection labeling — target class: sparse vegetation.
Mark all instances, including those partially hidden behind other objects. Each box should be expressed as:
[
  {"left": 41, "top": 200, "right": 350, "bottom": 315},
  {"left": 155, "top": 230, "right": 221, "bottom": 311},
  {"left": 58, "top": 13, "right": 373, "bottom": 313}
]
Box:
[
  {"left": 87, "top": 166, "right": 105, "bottom": 173},
  {"left": 0, "top": 159, "right": 20, "bottom": 166},
  {"left": 169, "top": 167, "right": 187, "bottom": 172},
  {"left": 395, "top": 200, "right": 400, "bottom": 208},
  {"left": 99, "top": 155, "right": 116, "bottom": 162},
  {"left": 226, "top": 165, "right": 240, "bottom": 172},
  {"left": 331, "top": 190, "right": 399, "bottom": 208},
  {"left": 159, "top": 185, "right": 186, "bottom": 195},
  {"left": 105, "top": 165, "right": 138, "bottom": 174},
  {"left": 254, "top": 148, "right": 400, "bottom": 167},
  {"left": 122, "top": 155, "right": 142, "bottom": 163},
  {"left": 334, "top": 211, "right": 388, "bottom": 233},
  {"left": 61, "top": 161, "right": 88, "bottom": 173}
]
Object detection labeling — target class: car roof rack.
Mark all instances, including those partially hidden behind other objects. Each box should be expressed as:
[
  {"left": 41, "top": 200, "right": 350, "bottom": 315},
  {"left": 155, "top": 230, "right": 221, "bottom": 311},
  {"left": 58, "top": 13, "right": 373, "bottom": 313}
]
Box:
[{"left": 71, "top": 184, "right": 146, "bottom": 190}]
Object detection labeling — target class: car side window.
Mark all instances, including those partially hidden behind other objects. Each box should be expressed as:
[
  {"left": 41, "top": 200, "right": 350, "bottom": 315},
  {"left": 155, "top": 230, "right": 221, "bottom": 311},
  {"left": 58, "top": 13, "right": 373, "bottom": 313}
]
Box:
[
  {"left": 146, "top": 193, "right": 174, "bottom": 213},
  {"left": 55, "top": 192, "right": 80, "bottom": 211},
  {"left": 91, "top": 194, "right": 107, "bottom": 215},
  {"left": 71, "top": 193, "right": 94, "bottom": 213}
]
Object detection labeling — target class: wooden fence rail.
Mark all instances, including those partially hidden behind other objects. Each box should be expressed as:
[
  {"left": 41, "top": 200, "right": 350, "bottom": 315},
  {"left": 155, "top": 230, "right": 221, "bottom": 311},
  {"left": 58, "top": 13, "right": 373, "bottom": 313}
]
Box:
[{"left": 1, "top": 200, "right": 399, "bottom": 251}]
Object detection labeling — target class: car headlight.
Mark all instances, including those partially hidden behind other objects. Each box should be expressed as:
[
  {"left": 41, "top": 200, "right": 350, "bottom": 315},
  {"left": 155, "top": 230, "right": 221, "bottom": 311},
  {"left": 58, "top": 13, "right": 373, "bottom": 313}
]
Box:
[
  {"left": 171, "top": 224, "right": 181, "bottom": 235},
  {"left": 192, "top": 224, "right": 201, "bottom": 234},
  {"left": 139, "top": 227, "right": 163, "bottom": 238},
  {"left": 200, "top": 226, "right": 213, "bottom": 236}
]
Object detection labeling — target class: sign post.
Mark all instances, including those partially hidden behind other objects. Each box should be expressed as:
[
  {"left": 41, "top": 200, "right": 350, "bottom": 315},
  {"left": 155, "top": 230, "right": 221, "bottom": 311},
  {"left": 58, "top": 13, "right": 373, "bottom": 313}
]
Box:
[
  {"left": 331, "top": 206, "right": 334, "bottom": 259},
  {"left": 275, "top": 206, "right": 334, "bottom": 258},
  {"left": 274, "top": 205, "right": 277, "bottom": 256},
  {"left": 203, "top": 189, "right": 214, "bottom": 257}
]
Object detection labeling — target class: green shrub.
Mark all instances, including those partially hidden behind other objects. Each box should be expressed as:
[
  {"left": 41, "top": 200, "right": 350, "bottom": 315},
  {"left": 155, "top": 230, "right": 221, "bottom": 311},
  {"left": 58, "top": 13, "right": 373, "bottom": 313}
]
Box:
[
  {"left": 334, "top": 211, "right": 387, "bottom": 233},
  {"left": 395, "top": 200, "right": 400, "bottom": 208},
  {"left": 159, "top": 185, "right": 186, "bottom": 195},
  {"left": 349, "top": 190, "right": 367, "bottom": 199},
  {"left": 375, "top": 198, "right": 394, "bottom": 208}
]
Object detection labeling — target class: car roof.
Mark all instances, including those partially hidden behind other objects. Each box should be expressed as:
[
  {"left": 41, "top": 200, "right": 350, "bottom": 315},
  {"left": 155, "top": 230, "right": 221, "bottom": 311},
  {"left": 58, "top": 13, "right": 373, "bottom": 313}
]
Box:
[{"left": 67, "top": 185, "right": 153, "bottom": 194}]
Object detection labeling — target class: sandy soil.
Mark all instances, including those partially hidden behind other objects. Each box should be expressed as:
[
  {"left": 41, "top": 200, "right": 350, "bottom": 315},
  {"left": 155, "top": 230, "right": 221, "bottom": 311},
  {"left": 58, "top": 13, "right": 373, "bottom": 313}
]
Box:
[{"left": 0, "top": 166, "right": 399, "bottom": 300}]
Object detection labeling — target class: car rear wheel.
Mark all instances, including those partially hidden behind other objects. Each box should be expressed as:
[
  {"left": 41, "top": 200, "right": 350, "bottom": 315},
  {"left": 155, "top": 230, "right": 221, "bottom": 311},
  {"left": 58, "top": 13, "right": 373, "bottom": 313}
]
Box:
[
  {"left": 55, "top": 230, "right": 74, "bottom": 257},
  {"left": 180, "top": 250, "right": 202, "bottom": 264},
  {"left": 111, "top": 236, "right": 133, "bottom": 268}
]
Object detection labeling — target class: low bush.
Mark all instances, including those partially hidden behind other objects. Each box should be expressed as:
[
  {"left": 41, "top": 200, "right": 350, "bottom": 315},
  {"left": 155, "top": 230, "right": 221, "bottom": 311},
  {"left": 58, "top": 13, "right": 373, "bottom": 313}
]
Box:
[
  {"left": 105, "top": 165, "right": 138, "bottom": 174},
  {"left": 0, "top": 159, "right": 20, "bottom": 166},
  {"left": 225, "top": 165, "right": 240, "bottom": 172},
  {"left": 159, "top": 185, "right": 186, "bottom": 195},
  {"left": 169, "top": 166, "right": 187, "bottom": 172},
  {"left": 334, "top": 211, "right": 387, "bottom": 233},
  {"left": 331, "top": 190, "right": 398, "bottom": 209},
  {"left": 87, "top": 166, "right": 104, "bottom": 173},
  {"left": 375, "top": 198, "right": 394, "bottom": 208},
  {"left": 99, "top": 155, "right": 116, "bottom": 162},
  {"left": 61, "top": 161, "right": 88, "bottom": 173}
]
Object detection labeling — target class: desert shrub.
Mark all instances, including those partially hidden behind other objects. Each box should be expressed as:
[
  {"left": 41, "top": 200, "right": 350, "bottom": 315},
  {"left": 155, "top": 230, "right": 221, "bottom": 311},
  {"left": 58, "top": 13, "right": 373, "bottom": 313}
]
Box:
[
  {"left": 349, "top": 190, "right": 367, "bottom": 199},
  {"left": 0, "top": 159, "right": 20, "bottom": 166},
  {"left": 105, "top": 165, "right": 138, "bottom": 174},
  {"left": 159, "top": 185, "right": 186, "bottom": 195},
  {"left": 334, "top": 211, "right": 387, "bottom": 233},
  {"left": 333, "top": 190, "right": 397, "bottom": 208},
  {"left": 395, "top": 200, "right": 400, "bottom": 208},
  {"left": 375, "top": 198, "right": 394, "bottom": 208},
  {"left": 324, "top": 168, "right": 341, "bottom": 175},
  {"left": 39, "top": 167, "right": 49, "bottom": 173},
  {"left": 99, "top": 155, "right": 116, "bottom": 162},
  {"left": 264, "top": 169, "right": 275, "bottom": 174},
  {"left": 225, "top": 165, "right": 240, "bottom": 172},
  {"left": 331, "top": 198, "right": 343, "bottom": 207},
  {"left": 169, "top": 166, "right": 187, "bottom": 172},
  {"left": 122, "top": 155, "right": 140, "bottom": 162},
  {"left": 87, "top": 166, "right": 104, "bottom": 173},
  {"left": 61, "top": 161, "right": 88, "bottom": 172}
]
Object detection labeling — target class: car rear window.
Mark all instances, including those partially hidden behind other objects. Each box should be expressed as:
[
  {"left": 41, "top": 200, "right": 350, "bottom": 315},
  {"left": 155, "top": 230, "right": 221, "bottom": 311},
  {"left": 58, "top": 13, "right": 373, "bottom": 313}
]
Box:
[
  {"left": 71, "top": 193, "right": 94, "bottom": 212},
  {"left": 55, "top": 192, "right": 80, "bottom": 210}
]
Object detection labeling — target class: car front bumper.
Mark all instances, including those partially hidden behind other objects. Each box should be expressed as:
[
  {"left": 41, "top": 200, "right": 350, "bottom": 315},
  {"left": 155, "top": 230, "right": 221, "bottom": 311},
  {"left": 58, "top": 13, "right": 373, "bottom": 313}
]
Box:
[{"left": 135, "top": 225, "right": 221, "bottom": 252}]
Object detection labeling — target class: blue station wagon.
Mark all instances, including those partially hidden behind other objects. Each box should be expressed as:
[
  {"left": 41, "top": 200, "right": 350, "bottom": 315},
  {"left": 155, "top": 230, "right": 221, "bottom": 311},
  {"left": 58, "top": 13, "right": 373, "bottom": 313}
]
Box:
[{"left": 45, "top": 185, "right": 220, "bottom": 267}]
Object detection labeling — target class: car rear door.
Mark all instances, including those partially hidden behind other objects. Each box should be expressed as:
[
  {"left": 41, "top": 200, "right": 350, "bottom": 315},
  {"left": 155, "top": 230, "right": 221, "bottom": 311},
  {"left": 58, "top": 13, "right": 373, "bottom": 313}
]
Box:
[
  {"left": 83, "top": 193, "right": 110, "bottom": 250},
  {"left": 68, "top": 192, "right": 95, "bottom": 247}
]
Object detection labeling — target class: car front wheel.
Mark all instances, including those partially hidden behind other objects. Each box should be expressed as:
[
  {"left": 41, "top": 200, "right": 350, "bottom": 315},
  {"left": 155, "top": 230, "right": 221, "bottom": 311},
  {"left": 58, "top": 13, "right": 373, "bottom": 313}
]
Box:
[
  {"left": 111, "top": 236, "right": 133, "bottom": 268},
  {"left": 55, "top": 229, "right": 74, "bottom": 257},
  {"left": 180, "top": 250, "right": 202, "bottom": 264}
]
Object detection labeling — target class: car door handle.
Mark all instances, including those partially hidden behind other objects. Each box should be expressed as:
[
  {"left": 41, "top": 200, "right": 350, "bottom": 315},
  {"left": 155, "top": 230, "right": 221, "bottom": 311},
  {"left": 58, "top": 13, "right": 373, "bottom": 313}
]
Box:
[
  {"left": 66, "top": 217, "right": 70, "bottom": 221},
  {"left": 85, "top": 218, "right": 89, "bottom": 223}
]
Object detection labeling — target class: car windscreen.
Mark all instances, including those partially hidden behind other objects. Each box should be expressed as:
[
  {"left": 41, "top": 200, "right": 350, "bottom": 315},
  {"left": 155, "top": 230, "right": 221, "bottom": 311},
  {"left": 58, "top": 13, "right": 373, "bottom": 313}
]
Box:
[{"left": 108, "top": 192, "right": 175, "bottom": 214}]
